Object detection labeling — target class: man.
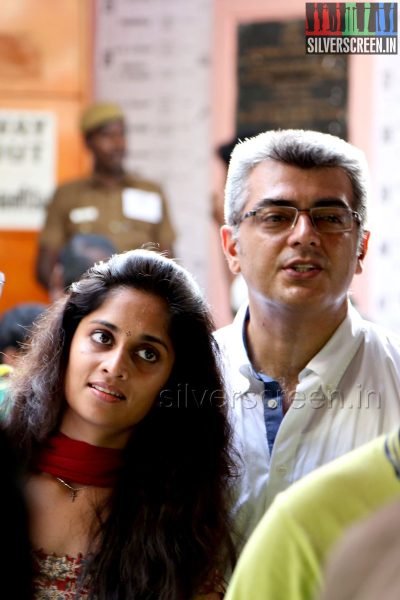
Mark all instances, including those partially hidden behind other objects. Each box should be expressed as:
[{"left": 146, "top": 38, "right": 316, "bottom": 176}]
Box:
[
  {"left": 48, "top": 233, "right": 117, "bottom": 301},
  {"left": 215, "top": 129, "right": 400, "bottom": 548},
  {"left": 36, "top": 102, "right": 176, "bottom": 289},
  {"left": 321, "top": 493, "right": 400, "bottom": 600},
  {"left": 224, "top": 428, "right": 400, "bottom": 600}
]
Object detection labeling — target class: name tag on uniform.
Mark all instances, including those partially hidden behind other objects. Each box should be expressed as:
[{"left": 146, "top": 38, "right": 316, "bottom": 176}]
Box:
[
  {"left": 69, "top": 206, "right": 99, "bottom": 224},
  {"left": 122, "top": 188, "right": 162, "bottom": 224}
]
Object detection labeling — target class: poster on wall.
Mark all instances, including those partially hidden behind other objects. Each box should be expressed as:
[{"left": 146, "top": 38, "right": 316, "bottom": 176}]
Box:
[
  {"left": 237, "top": 20, "right": 348, "bottom": 139},
  {"left": 94, "top": 0, "right": 212, "bottom": 290},
  {"left": 0, "top": 109, "right": 56, "bottom": 230}
]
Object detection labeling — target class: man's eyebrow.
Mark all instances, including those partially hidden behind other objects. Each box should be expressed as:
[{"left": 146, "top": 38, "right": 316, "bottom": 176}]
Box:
[
  {"left": 255, "top": 198, "right": 350, "bottom": 209},
  {"left": 88, "top": 320, "right": 170, "bottom": 351}
]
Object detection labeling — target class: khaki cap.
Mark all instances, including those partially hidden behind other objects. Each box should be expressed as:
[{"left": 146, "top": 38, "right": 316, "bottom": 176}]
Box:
[{"left": 80, "top": 102, "right": 124, "bottom": 134}]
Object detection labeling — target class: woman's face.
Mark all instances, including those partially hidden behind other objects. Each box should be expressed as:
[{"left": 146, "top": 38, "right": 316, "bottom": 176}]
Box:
[{"left": 62, "top": 287, "right": 175, "bottom": 448}]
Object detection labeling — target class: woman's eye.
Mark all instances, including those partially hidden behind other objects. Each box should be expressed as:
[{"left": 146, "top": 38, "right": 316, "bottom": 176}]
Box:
[
  {"left": 136, "top": 348, "right": 158, "bottom": 363},
  {"left": 91, "top": 331, "right": 112, "bottom": 345}
]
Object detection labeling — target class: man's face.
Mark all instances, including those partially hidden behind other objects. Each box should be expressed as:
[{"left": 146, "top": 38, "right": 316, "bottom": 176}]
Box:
[
  {"left": 222, "top": 159, "right": 369, "bottom": 317},
  {"left": 86, "top": 119, "right": 126, "bottom": 175}
]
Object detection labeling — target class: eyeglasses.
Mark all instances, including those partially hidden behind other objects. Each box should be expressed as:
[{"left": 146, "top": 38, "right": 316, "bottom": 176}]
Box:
[{"left": 236, "top": 205, "right": 361, "bottom": 234}]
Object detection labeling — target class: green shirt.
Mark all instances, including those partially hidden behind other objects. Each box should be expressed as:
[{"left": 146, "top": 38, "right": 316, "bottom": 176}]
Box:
[{"left": 225, "top": 429, "right": 400, "bottom": 600}]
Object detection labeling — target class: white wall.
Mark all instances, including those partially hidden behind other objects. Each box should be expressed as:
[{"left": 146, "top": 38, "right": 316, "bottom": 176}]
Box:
[{"left": 94, "top": 0, "right": 213, "bottom": 293}]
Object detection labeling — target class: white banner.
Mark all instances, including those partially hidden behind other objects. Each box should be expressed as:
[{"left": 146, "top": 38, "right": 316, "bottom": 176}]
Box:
[{"left": 0, "top": 109, "right": 56, "bottom": 230}]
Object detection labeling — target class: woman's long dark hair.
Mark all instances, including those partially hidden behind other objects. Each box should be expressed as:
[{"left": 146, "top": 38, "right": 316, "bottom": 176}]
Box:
[{"left": 7, "top": 249, "right": 237, "bottom": 599}]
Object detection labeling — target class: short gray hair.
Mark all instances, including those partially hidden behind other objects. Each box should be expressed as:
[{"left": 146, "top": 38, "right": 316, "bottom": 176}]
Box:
[{"left": 224, "top": 129, "right": 370, "bottom": 233}]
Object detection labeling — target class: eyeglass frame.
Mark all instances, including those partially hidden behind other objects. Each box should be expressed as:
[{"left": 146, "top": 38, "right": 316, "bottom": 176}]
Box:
[{"left": 234, "top": 203, "right": 362, "bottom": 233}]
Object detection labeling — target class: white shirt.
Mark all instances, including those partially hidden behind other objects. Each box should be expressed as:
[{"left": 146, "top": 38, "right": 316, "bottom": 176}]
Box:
[{"left": 215, "top": 301, "right": 400, "bottom": 549}]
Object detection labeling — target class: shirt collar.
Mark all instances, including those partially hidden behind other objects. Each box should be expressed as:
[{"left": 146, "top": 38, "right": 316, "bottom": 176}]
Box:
[
  {"left": 385, "top": 428, "right": 400, "bottom": 479},
  {"left": 227, "top": 304, "right": 265, "bottom": 394},
  {"left": 230, "top": 300, "right": 365, "bottom": 394},
  {"left": 88, "top": 172, "right": 136, "bottom": 189},
  {"left": 301, "top": 300, "right": 365, "bottom": 388}
]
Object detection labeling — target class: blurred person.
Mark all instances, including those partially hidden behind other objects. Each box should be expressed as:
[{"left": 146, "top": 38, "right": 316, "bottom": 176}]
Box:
[
  {"left": 0, "top": 302, "right": 46, "bottom": 416},
  {"left": 224, "top": 428, "right": 400, "bottom": 600},
  {"left": 0, "top": 302, "right": 46, "bottom": 366},
  {"left": 48, "top": 233, "right": 117, "bottom": 301},
  {"left": 320, "top": 495, "right": 400, "bottom": 600},
  {"left": 0, "top": 270, "right": 33, "bottom": 599},
  {"left": 214, "top": 135, "right": 255, "bottom": 314},
  {"left": 215, "top": 129, "right": 400, "bottom": 549},
  {"left": 7, "top": 249, "right": 236, "bottom": 599},
  {"left": 0, "top": 428, "right": 33, "bottom": 598},
  {"left": 36, "top": 102, "right": 176, "bottom": 289},
  {"left": 0, "top": 270, "right": 10, "bottom": 403}
]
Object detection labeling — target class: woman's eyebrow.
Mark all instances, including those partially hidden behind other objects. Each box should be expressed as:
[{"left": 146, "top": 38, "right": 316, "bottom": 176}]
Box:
[
  {"left": 141, "top": 334, "right": 169, "bottom": 352},
  {"left": 89, "top": 318, "right": 118, "bottom": 332}
]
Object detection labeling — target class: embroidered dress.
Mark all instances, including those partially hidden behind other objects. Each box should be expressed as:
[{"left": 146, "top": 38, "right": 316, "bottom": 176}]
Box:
[{"left": 33, "top": 550, "right": 89, "bottom": 599}]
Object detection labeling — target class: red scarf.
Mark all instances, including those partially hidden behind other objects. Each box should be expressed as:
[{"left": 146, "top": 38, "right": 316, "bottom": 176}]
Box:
[{"left": 35, "top": 432, "right": 124, "bottom": 487}]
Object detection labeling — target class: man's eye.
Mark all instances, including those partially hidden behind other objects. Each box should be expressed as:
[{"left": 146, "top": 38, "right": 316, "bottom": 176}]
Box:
[
  {"left": 259, "top": 210, "right": 292, "bottom": 223},
  {"left": 136, "top": 348, "right": 158, "bottom": 363},
  {"left": 326, "top": 214, "right": 343, "bottom": 223},
  {"left": 91, "top": 331, "right": 112, "bottom": 345},
  {"left": 314, "top": 207, "right": 349, "bottom": 223}
]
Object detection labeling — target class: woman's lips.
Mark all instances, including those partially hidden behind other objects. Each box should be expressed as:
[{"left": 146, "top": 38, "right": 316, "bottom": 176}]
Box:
[{"left": 89, "top": 382, "right": 126, "bottom": 401}]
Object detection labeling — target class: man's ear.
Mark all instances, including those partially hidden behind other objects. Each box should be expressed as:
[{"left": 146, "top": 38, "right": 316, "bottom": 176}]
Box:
[
  {"left": 355, "top": 230, "right": 370, "bottom": 274},
  {"left": 220, "top": 225, "right": 242, "bottom": 275}
]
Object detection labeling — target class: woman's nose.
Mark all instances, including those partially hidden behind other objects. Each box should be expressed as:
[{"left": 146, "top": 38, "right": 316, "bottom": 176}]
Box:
[{"left": 101, "top": 349, "right": 129, "bottom": 379}]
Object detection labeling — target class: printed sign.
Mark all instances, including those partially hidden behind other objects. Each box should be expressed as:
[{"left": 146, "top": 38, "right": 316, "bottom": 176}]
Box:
[{"left": 0, "top": 110, "right": 56, "bottom": 229}]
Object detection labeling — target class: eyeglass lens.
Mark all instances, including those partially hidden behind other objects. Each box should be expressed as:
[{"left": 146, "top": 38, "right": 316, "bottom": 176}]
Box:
[{"left": 251, "top": 206, "right": 354, "bottom": 233}]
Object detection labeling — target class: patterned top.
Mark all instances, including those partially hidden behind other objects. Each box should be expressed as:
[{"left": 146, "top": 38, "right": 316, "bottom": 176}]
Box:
[
  {"left": 0, "top": 364, "right": 13, "bottom": 420},
  {"left": 33, "top": 550, "right": 89, "bottom": 599}
]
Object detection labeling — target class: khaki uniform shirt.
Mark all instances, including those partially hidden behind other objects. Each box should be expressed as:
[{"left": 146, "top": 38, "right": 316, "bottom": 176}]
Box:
[{"left": 39, "top": 174, "right": 176, "bottom": 253}]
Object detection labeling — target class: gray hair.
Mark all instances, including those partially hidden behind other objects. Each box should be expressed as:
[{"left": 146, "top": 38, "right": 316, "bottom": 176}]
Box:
[{"left": 224, "top": 129, "right": 370, "bottom": 234}]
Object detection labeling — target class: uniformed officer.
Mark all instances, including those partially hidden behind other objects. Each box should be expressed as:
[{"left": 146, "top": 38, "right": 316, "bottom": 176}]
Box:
[{"left": 36, "top": 102, "right": 176, "bottom": 289}]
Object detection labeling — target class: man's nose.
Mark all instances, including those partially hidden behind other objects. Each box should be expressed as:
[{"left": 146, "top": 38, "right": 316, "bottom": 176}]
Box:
[{"left": 288, "top": 211, "right": 321, "bottom": 245}]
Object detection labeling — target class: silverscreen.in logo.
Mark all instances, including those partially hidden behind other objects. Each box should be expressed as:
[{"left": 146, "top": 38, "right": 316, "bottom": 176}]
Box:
[{"left": 306, "top": 2, "right": 398, "bottom": 54}]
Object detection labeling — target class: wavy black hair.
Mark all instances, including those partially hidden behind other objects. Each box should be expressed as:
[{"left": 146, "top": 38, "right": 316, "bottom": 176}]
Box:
[{"left": 7, "top": 249, "right": 237, "bottom": 599}]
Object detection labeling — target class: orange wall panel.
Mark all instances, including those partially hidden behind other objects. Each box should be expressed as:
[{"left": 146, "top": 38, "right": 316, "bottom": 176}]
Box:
[
  {"left": 0, "top": 231, "right": 49, "bottom": 307},
  {"left": 0, "top": 0, "right": 93, "bottom": 312},
  {"left": 0, "top": 0, "right": 91, "bottom": 96}
]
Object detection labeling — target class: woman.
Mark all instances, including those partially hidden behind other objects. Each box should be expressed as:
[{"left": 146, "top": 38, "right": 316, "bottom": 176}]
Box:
[{"left": 6, "top": 249, "right": 236, "bottom": 599}]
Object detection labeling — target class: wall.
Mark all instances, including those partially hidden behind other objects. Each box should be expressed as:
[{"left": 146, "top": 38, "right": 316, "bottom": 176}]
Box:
[
  {"left": 0, "top": 0, "right": 392, "bottom": 328},
  {"left": 210, "top": 0, "right": 375, "bottom": 327},
  {"left": 0, "top": 0, "right": 93, "bottom": 310},
  {"left": 94, "top": 0, "right": 213, "bottom": 293}
]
